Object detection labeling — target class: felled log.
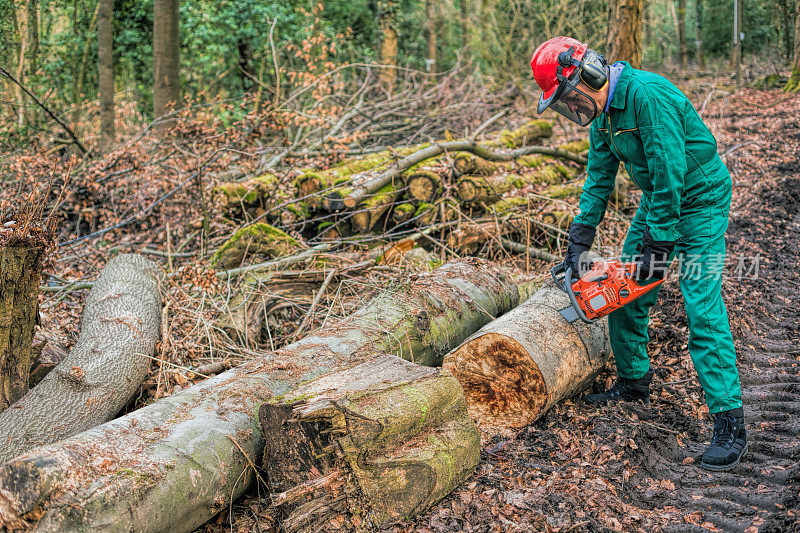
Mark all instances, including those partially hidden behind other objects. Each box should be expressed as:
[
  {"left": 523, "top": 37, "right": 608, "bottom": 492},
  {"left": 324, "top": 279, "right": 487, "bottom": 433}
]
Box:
[
  {"left": 392, "top": 202, "right": 417, "bottom": 224},
  {"left": 351, "top": 183, "right": 400, "bottom": 233},
  {"left": 213, "top": 174, "right": 304, "bottom": 222},
  {"left": 405, "top": 169, "right": 443, "bottom": 203},
  {"left": 0, "top": 259, "right": 537, "bottom": 532},
  {"left": 0, "top": 254, "right": 163, "bottom": 463},
  {"left": 0, "top": 245, "right": 45, "bottom": 409},
  {"left": 452, "top": 139, "right": 587, "bottom": 177},
  {"left": 212, "top": 222, "right": 302, "bottom": 268},
  {"left": 443, "top": 285, "right": 610, "bottom": 428},
  {"left": 262, "top": 355, "right": 478, "bottom": 530}
]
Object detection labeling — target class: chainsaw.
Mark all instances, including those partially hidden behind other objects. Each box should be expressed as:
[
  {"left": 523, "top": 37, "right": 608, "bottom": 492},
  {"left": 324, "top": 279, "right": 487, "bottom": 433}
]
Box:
[{"left": 551, "top": 259, "right": 665, "bottom": 324}]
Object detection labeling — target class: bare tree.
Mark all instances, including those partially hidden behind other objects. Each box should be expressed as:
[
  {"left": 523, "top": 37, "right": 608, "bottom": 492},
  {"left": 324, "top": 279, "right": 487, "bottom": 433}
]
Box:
[
  {"left": 678, "top": 0, "right": 688, "bottom": 68},
  {"left": 696, "top": 0, "right": 706, "bottom": 69},
  {"left": 787, "top": 1, "right": 800, "bottom": 92},
  {"left": 153, "top": 0, "right": 180, "bottom": 134},
  {"left": 426, "top": 0, "right": 437, "bottom": 72},
  {"left": 98, "top": 0, "right": 115, "bottom": 149},
  {"left": 606, "top": 0, "right": 643, "bottom": 68},
  {"left": 378, "top": 0, "right": 398, "bottom": 89}
]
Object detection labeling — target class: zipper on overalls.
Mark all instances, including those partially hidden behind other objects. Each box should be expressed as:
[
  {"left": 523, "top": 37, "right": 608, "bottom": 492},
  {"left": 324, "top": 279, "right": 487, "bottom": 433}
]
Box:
[{"left": 607, "top": 114, "right": 640, "bottom": 190}]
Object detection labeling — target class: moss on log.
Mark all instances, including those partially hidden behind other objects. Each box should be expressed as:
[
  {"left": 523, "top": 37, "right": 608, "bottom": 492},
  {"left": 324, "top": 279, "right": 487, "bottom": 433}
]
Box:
[
  {"left": 490, "top": 120, "right": 553, "bottom": 148},
  {"left": 392, "top": 202, "right": 417, "bottom": 225},
  {"left": 443, "top": 285, "right": 610, "bottom": 428},
  {"left": 212, "top": 223, "right": 301, "bottom": 268},
  {"left": 0, "top": 259, "right": 536, "bottom": 532},
  {"left": 0, "top": 246, "right": 45, "bottom": 409},
  {"left": 351, "top": 183, "right": 400, "bottom": 233},
  {"left": 405, "top": 170, "right": 443, "bottom": 203},
  {"left": 262, "top": 355, "right": 479, "bottom": 530},
  {"left": 0, "top": 254, "right": 163, "bottom": 463}
]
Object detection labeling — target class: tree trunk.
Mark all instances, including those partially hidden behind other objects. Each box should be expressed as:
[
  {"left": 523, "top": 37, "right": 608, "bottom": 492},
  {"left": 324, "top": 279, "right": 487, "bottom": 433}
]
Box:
[
  {"left": 98, "top": 0, "right": 115, "bottom": 149},
  {"left": 153, "top": 0, "right": 180, "bottom": 133},
  {"left": 443, "top": 285, "right": 610, "bottom": 428},
  {"left": 13, "top": 0, "right": 39, "bottom": 128},
  {"left": 378, "top": 0, "right": 398, "bottom": 90},
  {"left": 678, "top": 0, "right": 688, "bottom": 69},
  {"left": 606, "top": 0, "right": 643, "bottom": 68},
  {"left": 263, "top": 355, "right": 478, "bottom": 530},
  {"left": 787, "top": 5, "right": 800, "bottom": 92},
  {"left": 425, "top": 0, "right": 436, "bottom": 72},
  {"left": 0, "top": 254, "right": 162, "bottom": 463},
  {"left": 0, "top": 259, "right": 537, "bottom": 532},
  {"left": 696, "top": 0, "right": 706, "bottom": 68},
  {"left": 0, "top": 246, "right": 44, "bottom": 410},
  {"left": 351, "top": 184, "right": 399, "bottom": 233}
]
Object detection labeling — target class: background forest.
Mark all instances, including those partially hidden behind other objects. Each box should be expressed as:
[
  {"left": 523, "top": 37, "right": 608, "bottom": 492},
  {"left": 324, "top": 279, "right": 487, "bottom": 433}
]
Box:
[{"left": 1, "top": 0, "right": 798, "bottom": 150}]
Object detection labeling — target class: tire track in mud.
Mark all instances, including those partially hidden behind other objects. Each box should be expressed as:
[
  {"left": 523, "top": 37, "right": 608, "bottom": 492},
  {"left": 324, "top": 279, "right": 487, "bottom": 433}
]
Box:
[{"left": 630, "top": 177, "right": 800, "bottom": 532}]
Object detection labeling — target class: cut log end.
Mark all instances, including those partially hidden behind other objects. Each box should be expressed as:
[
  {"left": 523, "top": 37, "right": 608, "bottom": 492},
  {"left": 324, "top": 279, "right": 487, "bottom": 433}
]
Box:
[{"left": 443, "top": 332, "right": 547, "bottom": 428}]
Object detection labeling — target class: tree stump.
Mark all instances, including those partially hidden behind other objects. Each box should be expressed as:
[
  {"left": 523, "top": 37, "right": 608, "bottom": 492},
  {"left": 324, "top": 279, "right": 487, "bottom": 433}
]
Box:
[{"left": 0, "top": 246, "right": 45, "bottom": 410}]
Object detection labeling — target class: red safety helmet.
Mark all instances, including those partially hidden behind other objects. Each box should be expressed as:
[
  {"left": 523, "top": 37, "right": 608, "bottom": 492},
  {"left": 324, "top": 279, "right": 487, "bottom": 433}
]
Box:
[{"left": 531, "top": 37, "right": 608, "bottom": 126}]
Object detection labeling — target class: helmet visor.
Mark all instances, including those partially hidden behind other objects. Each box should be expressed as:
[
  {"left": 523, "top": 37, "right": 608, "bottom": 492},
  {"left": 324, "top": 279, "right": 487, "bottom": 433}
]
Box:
[{"left": 547, "top": 85, "right": 598, "bottom": 126}]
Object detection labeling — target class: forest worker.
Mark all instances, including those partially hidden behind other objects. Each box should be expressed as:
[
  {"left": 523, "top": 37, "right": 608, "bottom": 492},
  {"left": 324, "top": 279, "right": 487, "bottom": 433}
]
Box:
[{"left": 530, "top": 36, "right": 746, "bottom": 472}]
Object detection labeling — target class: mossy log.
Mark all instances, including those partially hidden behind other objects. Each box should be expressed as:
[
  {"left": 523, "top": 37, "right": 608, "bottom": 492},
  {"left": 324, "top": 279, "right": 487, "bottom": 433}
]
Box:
[
  {"left": 351, "top": 184, "right": 400, "bottom": 233},
  {"left": 0, "top": 259, "right": 537, "bottom": 532},
  {"left": 212, "top": 222, "right": 302, "bottom": 269},
  {"left": 489, "top": 119, "right": 553, "bottom": 148},
  {"left": 0, "top": 254, "right": 163, "bottom": 463},
  {"left": 0, "top": 246, "right": 45, "bottom": 409},
  {"left": 392, "top": 202, "right": 417, "bottom": 225},
  {"left": 405, "top": 169, "right": 443, "bottom": 203},
  {"left": 443, "top": 285, "right": 610, "bottom": 428},
  {"left": 262, "top": 355, "right": 478, "bottom": 530}
]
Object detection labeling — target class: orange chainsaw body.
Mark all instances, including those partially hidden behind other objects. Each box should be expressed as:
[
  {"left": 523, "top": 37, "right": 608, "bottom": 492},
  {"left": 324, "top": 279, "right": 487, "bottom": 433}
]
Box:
[{"left": 551, "top": 259, "right": 665, "bottom": 323}]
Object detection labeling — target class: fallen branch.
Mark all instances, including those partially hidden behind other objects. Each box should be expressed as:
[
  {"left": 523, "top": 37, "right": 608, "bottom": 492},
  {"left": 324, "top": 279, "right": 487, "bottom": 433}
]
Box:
[{"left": 342, "top": 141, "right": 587, "bottom": 208}]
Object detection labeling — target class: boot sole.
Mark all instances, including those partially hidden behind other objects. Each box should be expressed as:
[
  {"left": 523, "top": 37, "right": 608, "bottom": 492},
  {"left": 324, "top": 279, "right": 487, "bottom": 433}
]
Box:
[{"left": 699, "top": 441, "right": 748, "bottom": 472}]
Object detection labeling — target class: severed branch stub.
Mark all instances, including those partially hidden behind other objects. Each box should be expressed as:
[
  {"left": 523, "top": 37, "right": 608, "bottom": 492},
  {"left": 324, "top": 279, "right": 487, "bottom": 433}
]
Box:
[{"left": 262, "top": 355, "right": 479, "bottom": 532}]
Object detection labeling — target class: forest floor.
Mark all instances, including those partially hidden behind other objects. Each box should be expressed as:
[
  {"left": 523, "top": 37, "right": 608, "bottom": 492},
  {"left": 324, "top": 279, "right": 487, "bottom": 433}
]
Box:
[
  {"left": 16, "top": 81, "right": 799, "bottom": 532},
  {"left": 379, "top": 90, "right": 800, "bottom": 532}
]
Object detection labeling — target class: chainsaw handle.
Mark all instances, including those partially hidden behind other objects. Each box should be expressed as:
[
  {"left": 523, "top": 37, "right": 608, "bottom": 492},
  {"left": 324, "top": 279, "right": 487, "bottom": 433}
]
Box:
[{"left": 563, "top": 266, "right": 598, "bottom": 324}]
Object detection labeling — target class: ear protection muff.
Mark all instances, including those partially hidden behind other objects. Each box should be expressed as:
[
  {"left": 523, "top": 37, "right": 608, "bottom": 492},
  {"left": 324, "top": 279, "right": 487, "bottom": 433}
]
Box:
[{"left": 579, "top": 49, "right": 608, "bottom": 91}]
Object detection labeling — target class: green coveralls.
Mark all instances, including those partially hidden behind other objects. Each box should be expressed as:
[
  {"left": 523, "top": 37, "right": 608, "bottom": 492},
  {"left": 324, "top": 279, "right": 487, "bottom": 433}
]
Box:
[{"left": 573, "top": 62, "right": 742, "bottom": 414}]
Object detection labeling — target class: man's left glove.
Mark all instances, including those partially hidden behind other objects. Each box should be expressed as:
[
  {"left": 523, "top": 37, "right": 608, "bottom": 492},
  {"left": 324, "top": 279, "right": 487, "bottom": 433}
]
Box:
[{"left": 634, "top": 226, "right": 675, "bottom": 281}]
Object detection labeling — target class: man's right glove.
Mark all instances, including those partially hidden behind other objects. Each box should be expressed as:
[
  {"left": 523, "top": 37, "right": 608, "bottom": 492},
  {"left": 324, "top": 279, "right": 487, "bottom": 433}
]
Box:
[{"left": 564, "top": 222, "right": 596, "bottom": 278}]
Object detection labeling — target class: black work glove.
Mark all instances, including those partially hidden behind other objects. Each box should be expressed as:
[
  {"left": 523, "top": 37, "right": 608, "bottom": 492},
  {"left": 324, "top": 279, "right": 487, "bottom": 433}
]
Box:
[
  {"left": 634, "top": 226, "right": 676, "bottom": 282},
  {"left": 564, "top": 222, "right": 596, "bottom": 279}
]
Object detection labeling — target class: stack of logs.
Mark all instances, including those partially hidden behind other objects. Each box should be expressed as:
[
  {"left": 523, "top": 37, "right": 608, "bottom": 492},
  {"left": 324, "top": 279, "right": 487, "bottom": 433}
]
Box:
[{"left": 210, "top": 120, "right": 612, "bottom": 268}]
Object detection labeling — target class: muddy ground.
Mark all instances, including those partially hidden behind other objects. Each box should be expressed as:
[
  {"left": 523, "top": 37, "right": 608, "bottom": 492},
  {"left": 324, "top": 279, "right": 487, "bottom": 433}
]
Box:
[{"left": 375, "top": 92, "right": 800, "bottom": 532}]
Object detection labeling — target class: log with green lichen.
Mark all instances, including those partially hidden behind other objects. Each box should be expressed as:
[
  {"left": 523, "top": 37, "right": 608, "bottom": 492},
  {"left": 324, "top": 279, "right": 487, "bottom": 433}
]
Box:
[
  {"left": 453, "top": 138, "right": 586, "bottom": 177},
  {"left": 0, "top": 259, "right": 539, "bottom": 533},
  {"left": 489, "top": 119, "right": 553, "bottom": 148},
  {"left": 455, "top": 162, "right": 576, "bottom": 206},
  {"left": 405, "top": 169, "right": 443, "bottom": 203},
  {"left": 392, "top": 202, "right": 417, "bottom": 225},
  {"left": 212, "top": 223, "right": 301, "bottom": 269},
  {"left": 213, "top": 174, "right": 299, "bottom": 221},
  {"left": 263, "top": 355, "right": 479, "bottom": 531},
  {"left": 351, "top": 183, "right": 401, "bottom": 233}
]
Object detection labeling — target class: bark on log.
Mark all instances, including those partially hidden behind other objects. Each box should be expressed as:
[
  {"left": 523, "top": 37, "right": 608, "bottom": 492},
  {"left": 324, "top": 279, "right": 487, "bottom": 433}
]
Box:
[
  {"left": 0, "top": 259, "right": 537, "bottom": 532},
  {"left": 0, "top": 246, "right": 45, "bottom": 409},
  {"left": 443, "top": 285, "right": 611, "bottom": 428},
  {"left": 456, "top": 163, "right": 578, "bottom": 205},
  {"left": 262, "top": 355, "right": 479, "bottom": 530},
  {"left": 0, "top": 254, "right": 163, "bottom": 464},
  {"left": 405, "top": 169, "right": 443, "bottom": 203}
]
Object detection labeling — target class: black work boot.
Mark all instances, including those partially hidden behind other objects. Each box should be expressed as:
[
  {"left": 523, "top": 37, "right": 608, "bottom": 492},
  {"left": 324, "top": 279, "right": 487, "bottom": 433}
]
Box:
[
  {"left": 583, "top": 370, "right": 654, "bottom": 405},
  {"left": 700, "top": 407, "right": 747, "bottom": 471}
]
